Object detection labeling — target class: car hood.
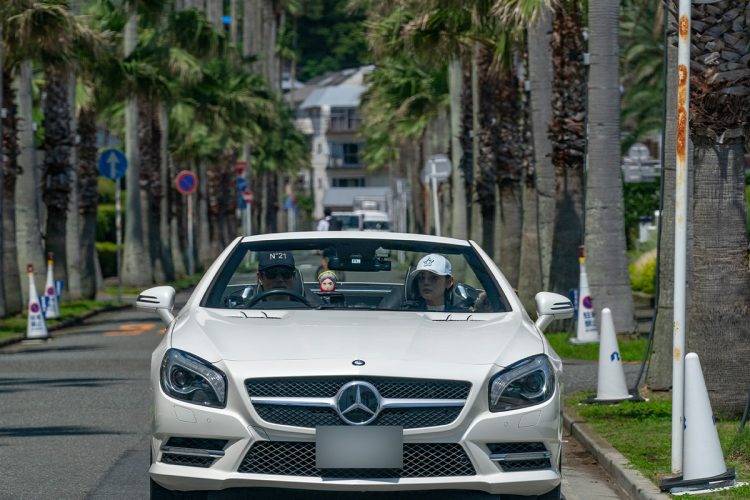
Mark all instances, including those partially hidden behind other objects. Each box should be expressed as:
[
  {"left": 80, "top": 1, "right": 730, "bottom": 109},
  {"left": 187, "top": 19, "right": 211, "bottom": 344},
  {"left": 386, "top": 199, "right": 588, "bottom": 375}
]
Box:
[{"left": 170, "top": 308, "right": 544, "bottom": 367}]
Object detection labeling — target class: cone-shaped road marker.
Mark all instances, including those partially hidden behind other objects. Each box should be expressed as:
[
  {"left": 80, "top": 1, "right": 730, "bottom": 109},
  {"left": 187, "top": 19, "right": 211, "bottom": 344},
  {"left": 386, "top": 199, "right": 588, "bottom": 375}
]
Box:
[
  {"left": 570, "top": 246, "right": 598, "bottom": 344},
  {"left": 660, "top": 353, "right": 743, "bottom": 494},
  {"left": 26, "top": 264, "right": 49, "bottom": 340},
  {"left": 44, "top": 253, "right": 60, "bottom": 319}
]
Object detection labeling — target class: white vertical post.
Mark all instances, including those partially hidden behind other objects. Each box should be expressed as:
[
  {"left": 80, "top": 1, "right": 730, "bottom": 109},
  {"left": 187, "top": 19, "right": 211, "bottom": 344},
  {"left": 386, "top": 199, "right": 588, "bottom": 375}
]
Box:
[
  {"left": 430, "top": 161, "right": 441, "bottom": 236},
  {"left": 187, "top": 194, "right": 195, "bottom": 277},
  {"left": 115, "top": 177, "right": 122, "bottom": 304},
  {"left": 672, "top": 0, "right": 691, "bottom": 474}
]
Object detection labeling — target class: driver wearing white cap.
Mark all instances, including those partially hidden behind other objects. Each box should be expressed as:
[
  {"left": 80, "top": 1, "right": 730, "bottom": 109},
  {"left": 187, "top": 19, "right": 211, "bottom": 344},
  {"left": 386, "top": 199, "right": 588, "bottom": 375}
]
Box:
[{"left": 410, "top": 254, "right": 456, "bottom": 311}]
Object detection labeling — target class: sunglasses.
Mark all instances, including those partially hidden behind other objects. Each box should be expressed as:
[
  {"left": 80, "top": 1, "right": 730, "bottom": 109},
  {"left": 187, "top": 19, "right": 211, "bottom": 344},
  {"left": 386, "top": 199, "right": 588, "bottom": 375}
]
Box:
[{"left": 263, "top": 268, "right": 294, "bottom": 280}]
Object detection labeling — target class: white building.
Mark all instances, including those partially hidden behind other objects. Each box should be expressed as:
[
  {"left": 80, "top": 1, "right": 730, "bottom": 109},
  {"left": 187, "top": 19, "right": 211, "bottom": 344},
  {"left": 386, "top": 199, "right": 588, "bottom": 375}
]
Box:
[{"left": 292, "top": 66, "right": 392, "bottom": 220}]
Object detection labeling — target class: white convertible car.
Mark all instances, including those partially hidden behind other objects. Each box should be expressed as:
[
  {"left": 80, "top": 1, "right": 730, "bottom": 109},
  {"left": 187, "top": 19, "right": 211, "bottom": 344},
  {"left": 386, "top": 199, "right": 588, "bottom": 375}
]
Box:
[{"left": 138, "top": 232, "right": 573, "bottom": 499}]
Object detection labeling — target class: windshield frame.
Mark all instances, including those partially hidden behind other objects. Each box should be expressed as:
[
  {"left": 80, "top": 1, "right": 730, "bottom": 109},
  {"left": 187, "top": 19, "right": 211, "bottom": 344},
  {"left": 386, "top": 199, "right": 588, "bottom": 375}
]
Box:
[{"left": 200, "top": 236, "right": 512, "bottom": 312}]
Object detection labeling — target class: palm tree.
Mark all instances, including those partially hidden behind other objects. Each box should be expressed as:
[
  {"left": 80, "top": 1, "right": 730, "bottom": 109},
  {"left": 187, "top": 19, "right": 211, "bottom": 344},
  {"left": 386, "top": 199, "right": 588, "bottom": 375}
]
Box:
[
  {"left": 685, "top": 0, "right": 750, "bottom": 415},
  {"left": 584, "top": 0, "right": 635, "bottom": 332},
  {"left": 525, "top": 6, "right": 554, "bottom": 290},
  {"left": 547, "top": 1, "right": 586, "bottom": 297},
  {"left": 1, "top": 68, "right": 23, "bottom": 314},
  {"left": 0, "top": 26, "right": 5, "bottom": 317}
]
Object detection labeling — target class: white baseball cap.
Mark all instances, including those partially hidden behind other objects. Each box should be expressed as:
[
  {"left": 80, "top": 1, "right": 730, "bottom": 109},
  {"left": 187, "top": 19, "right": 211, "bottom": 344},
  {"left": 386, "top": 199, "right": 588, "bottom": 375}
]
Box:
[{"left": 411, "top": 254, "right": 452, "bottom": 277}]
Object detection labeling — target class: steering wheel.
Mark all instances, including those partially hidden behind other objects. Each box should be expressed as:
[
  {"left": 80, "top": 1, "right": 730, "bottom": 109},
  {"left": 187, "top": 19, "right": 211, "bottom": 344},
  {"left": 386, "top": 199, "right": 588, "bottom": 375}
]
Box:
[{"left": 245, "top": 289, "right": 313, "bottom": 308}]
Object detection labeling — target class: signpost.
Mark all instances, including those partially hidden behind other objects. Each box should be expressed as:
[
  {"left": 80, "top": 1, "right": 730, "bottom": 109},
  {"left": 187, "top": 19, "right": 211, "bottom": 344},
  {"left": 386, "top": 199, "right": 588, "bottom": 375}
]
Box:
[
  {"left": 98, "top": 148, "right": 127, "bottom": 303},
  {"left": 242, "top": 189, "right": 253, "bottom": 236},
  {"left": 421, "top": 154, "right": 452, "bottom": 237},
  {"left": 175, "top": 170, "right": 198, "bottom": 277}
]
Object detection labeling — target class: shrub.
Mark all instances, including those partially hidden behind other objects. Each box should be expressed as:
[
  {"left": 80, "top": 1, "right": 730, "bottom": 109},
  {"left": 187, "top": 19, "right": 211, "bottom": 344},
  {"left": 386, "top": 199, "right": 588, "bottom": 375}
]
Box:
[
  {"left": 96, "top": 241, "right": 118, "bottom": 278},
  {"left": 629, "top": 249, "right": 656, "bottom": 294}
]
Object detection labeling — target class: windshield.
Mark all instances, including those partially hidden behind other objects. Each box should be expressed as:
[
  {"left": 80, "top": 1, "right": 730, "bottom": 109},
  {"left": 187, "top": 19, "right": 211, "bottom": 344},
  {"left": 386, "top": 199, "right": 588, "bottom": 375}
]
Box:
[{"left": 202, "top": 238, "right": 511, "bottom": 313}]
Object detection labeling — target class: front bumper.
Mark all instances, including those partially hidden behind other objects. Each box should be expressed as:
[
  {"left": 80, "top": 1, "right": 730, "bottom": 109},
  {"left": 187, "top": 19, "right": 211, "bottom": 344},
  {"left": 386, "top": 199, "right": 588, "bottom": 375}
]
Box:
[{"left": 149, "top": 387, "right": 561, "bottom": 496}]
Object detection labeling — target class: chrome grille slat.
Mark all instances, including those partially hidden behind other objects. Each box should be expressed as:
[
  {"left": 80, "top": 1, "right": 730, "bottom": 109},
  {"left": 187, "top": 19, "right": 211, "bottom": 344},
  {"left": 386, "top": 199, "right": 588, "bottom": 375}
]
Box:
[
  {"left": 253, "top": 405, "right": 464, "bottom": 428},
  {"left": 238, "top": 442, "right": 476, "bottom": 477}
]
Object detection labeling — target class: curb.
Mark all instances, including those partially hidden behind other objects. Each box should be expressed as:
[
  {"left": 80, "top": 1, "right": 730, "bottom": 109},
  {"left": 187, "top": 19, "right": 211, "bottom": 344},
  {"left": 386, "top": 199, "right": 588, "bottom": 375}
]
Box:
[{"left": 563, "top": 410, "right": 669, "bottom": 500}]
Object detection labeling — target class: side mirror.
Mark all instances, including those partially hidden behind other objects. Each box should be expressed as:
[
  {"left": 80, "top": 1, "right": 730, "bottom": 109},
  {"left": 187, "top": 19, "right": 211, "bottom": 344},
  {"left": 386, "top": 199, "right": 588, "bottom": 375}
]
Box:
[
  {"left": 136, "top": 286, "right": 176, "bottom": 325},
  {"left": 534, "top": 292, "right": 574, "bottom": 332}
]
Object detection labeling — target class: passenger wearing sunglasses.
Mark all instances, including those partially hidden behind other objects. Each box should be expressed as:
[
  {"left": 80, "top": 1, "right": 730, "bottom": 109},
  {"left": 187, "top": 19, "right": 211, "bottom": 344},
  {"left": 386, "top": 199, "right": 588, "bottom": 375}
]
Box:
[{"left": 256, "top": 252, "right": 298, "bottom": 299}]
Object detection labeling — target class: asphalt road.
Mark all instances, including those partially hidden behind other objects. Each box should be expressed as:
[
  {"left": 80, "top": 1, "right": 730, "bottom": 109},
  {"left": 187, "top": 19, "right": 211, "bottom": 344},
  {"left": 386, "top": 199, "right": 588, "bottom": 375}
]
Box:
[{"left": 0, "top": 299, "right": 629, "bottom": 499}]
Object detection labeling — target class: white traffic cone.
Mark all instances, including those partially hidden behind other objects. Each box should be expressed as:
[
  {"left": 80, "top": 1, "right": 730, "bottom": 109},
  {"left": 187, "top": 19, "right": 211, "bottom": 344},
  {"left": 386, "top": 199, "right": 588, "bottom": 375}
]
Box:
[
  {"left": 26, "top": 264, "right": 49, "bottom": 340},
  {"left": 44, "top": 252, "right": 60, "bottom": 319},
  {"left": 683, "top": 353, "right": 735, "bottom": 482},
  {"left": 660, "top": 352, "right": 741, "bottom": 494},
  {"left": 591, "top": 308, "right": 632, "bottom": 402},
  {"left": 570, "top": 246, "right": 598, "bottom": 344}
]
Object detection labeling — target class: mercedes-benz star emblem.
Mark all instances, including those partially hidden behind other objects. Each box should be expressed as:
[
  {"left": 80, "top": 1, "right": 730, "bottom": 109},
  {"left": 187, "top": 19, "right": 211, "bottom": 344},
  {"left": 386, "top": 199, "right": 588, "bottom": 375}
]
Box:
[
  {"left": 335, "top": 381, "right": 381, "bottom": 425},
  {"left": 352, "top": 359, "right": 365, "bottom": 366}
]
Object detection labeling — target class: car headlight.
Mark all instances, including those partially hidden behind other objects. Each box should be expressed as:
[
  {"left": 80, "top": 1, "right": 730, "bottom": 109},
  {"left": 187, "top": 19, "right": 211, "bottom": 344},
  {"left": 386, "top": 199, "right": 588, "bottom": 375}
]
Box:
[
  {"left": 489, "top": 354, "right": 555, "bottom": 412},
  {"left": 160, "top": 349, "right": 227, "bottom": 408}
]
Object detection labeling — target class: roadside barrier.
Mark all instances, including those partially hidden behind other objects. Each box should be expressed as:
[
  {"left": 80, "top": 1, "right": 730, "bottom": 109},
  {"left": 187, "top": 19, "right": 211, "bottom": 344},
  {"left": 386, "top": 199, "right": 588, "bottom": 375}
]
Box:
[
  {"left": 44, "top": 253, "right": 60, "bottom": 319},
  {"left": 570, "top": 245, "right": 598, "bottom": 344},
  {"left": 659, "top": 353, "right": 744, "bottom": 494},
  {"left": 26, "top": 264, "right": 49, "bottom": 340},
  {"left": 585, "top": 308, "right": 634, "bottom": 403}
]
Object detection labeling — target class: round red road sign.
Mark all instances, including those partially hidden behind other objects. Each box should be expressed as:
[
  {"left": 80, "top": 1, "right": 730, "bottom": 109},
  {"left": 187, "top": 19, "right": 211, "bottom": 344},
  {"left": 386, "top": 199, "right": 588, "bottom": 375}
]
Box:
[
  {"left": 242, "top": 189, "right": 254, "bottom": 203},
  {"left": 175, "top": 170, "right": 198, "bottom": 195}
]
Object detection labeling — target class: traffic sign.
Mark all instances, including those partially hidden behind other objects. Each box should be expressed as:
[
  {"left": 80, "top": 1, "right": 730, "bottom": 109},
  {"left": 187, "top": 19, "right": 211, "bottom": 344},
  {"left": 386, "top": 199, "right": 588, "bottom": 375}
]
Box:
[
  {"left": 98, "top": 149, "right": 128, "bottom": 180},
  {"left": 175, "top": 170, "right": 198, "bottom": 195},
  {"left": 242, "top": 190, "right": 254, "bottom": 203},
  {"left": 421, "top": 154, "right": 452, "bottom": 184}
]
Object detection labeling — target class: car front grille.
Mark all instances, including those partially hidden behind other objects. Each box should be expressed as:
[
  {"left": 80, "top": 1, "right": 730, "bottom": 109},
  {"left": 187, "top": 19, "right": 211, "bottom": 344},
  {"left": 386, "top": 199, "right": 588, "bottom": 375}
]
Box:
[
  {"left": 245, "top": 377, "right": 471, "bottom": 400},
  {"left": 161, "top": 454, "right": 215, "bottom": 468},
  {"left": 238, "top": 441, "right": 476, "bottom": 478},
  {"left": 246, "top": 376, "right": 471, "bottom": 429}
]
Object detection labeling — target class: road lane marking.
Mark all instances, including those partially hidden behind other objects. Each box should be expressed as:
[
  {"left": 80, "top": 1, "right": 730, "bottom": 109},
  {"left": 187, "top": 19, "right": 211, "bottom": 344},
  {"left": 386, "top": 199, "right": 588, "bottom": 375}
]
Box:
[{"left": 104, "top": 323, "right": 157, "bottom": 336}]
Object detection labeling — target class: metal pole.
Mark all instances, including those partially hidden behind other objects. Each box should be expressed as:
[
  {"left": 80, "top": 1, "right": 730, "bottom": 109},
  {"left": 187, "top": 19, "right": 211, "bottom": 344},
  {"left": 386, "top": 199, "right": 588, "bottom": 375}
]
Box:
[
  {"left": 187, "top": 193, "right": 195, "bottom": 277},
  {"left": 430, "top": 161, "right": 441, "bottom": 236},
  {"left": 671, "top": 0, "right": 691, "bottom": 474},
  {"left": 115, "top": 177, "right": 122, "bottom": 304},
  {"left": 247, "top": 204, "right": 252, "bottom": 236}
]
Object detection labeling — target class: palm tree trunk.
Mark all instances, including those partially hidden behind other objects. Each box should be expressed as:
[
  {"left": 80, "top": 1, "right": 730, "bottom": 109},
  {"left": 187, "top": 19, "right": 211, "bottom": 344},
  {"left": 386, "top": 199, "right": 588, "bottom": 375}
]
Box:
[
  {"left": 77, "top": 108, "right": 98, "bottom": 299},
  {"left": 476, "top": 44, "right": 496, "bottom": 257},
  {"left": 121, "top": 12, "right": 149, "bottom": 286},
  {"left": 0, "top": 35, "right": 5, "bottom": 316},
  {"left": 158, "top": 103, "right": 175, "bottom": 281},
  {"left": 197, "top": 160, "right": 211, "bottom": 268},
  {"left": 65, "top": 72, "right": 82, "bottom": 300},
  {"left": 584, "top": 0, "right": 635, "bottom": 332},
  {"left": 548, "top": 5, "right": 586, "bottom": 297},
  {"left": 527, "top": 7, "right": 555, "bottom": 290},
  {"left": 449, "top": 57, "right": 467, "bottom": 239},
  {"left": 169, "top": 154, "right": 187, "bottom": 277},
  {"left": 648, "top": 10, "right": 682, "bottom": 390},
  {"left": 470, "top": 43, "right": 482, "bottom": 244},
  {"left": 684, "top": 0, "right": 750, "bottom": 416},
  {"left": 688, "top": 142, "right": 750, "bottom": 415},
  {"left": 459, "top": 58, "right": 473, "bottom": 237},
  {"left": 43, "top": 66, "right": 73, "bottom": 293},
  {"left": 2, "top": 68, "right": 23, "bottom": 314},
  {"left": 15, "top": 60, "right": 46, "bottom": 297},
  {"left": 137, "top": 99, "right": 155, "bottom": 283}
]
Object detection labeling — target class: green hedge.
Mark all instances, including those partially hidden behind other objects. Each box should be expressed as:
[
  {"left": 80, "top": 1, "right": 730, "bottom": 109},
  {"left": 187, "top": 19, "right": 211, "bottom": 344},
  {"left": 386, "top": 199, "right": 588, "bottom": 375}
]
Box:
[{"left": 96, "top": 241, "right": 117, "bottom": 278}]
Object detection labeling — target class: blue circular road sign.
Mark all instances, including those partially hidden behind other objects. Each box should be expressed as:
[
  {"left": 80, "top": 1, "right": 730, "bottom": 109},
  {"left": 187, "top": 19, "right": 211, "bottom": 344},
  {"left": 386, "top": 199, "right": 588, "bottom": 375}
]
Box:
[
  {"left": 175, "top": 170, "right": 198, "bottom": 195},
  {"left": 97, "top": 149, "right": 128, "bottom": 180}
]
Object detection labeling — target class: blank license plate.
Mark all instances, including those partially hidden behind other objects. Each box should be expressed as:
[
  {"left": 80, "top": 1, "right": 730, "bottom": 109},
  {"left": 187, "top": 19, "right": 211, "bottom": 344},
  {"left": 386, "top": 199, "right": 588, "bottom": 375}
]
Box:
[{"left": 315, "top": 426, "right": 403, "bottom": 469}]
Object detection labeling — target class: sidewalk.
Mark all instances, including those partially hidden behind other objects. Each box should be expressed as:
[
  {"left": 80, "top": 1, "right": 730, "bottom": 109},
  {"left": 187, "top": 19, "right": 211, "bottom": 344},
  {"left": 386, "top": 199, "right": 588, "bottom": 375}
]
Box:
[{"left": 560, "top": 360, "right": 669, "bottom": 500}]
